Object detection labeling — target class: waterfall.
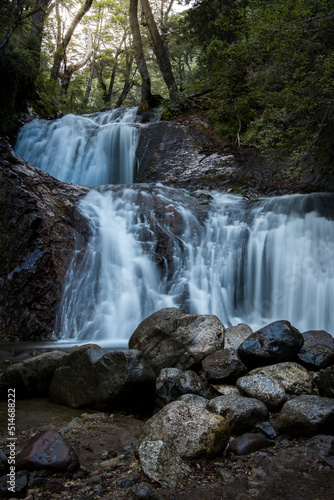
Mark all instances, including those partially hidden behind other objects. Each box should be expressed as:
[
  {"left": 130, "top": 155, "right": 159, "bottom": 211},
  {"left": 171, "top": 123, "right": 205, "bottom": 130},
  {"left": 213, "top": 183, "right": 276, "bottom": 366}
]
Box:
[
  {"left": 14, "top": 109, "right": 334, "bottom": 345},
  {"left": 14, "top": 107, "right": 139, "bottom": 185}
]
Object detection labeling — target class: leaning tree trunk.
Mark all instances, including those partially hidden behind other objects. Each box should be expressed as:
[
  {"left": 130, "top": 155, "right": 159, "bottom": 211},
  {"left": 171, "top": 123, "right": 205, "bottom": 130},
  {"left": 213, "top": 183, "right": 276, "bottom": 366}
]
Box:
[
  {"left": 116, "top": 55, "right": 135, "bottom": 108},
  {"left": 50, "top": 0, "right": 93, "bottom": 82},
  {"left": 129, "top": 0, "right": 153, "bottom": 106},
  {"left": 141, "top": 0, "right": 176, "bottom": 96}
]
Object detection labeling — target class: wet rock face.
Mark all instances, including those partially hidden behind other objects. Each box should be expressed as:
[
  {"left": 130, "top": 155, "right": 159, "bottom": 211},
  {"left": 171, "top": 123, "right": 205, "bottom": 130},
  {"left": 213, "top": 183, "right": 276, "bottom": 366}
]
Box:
[{"left": 0, "top": 139, "right": 89, "bottom": 341}]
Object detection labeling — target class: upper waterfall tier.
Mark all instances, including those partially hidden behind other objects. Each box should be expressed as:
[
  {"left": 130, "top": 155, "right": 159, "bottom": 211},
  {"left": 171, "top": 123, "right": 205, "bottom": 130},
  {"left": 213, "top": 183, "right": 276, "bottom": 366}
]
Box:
[{"left": 14, "top": 108, "right": 139, "bottom": 185}]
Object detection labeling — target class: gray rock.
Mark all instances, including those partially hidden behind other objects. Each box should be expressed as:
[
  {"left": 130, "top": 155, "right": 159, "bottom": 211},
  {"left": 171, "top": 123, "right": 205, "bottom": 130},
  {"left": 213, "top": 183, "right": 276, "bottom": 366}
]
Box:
[
  {"left": 202, "top": 348, "right": 247, "bottom": 383},
  {"left": 129, "top": 307, "right": 224, "bottom": 375},
  {"left": 138, "top": 440, "right": 191, "bottom": 487},
  {"left": 315, "top": 365, "right": 334, "bottom": 398},
  {"left": 0, "top": 351, "right": 67, "bottom": 398},
  {"left": 211, "top": 385, "right": 240, "bottom": 396},
  {"left": 297, "top": 344, "right": 334, "bottom": 370},
  {"left": 238, "top": 320, "right": 304, "bottom": 368},
  {"left": 304, "top": 435, "right": 334, "bottom": 458},
  {"left": 276, "top": 395, "right": 334, "bottom": 436},
  {"left": 136, "top": 401, "right": 230, "bottom": 459},
  {"left": 178, "top": 393, "right": 209, "bottom": 408},
  {"left": 247, "top": 362, "right": 313, "bottom": 396},
  {"left": 130, "top": 481, "right": 163, "bottom": 500},
  {"left": 50, "top": 345, "right": 156, "bottom": 414},
  {"left": 207, "top": 394, "right": 269, "bottom": 434},
  {"left": 16, "top": 429, "right": 79, "bottom": 472},
  {"left": 156, "top": 367, "right": 211, "bottom": 405},
  {"left": 254, "top": 421, "right": 278, "bottom": 439},
  {"left": 236, "top": 373, "right": 288, "bottom": 411},
  {"left": 302, "top": 330, "right": 334, "bottom": 350},
  {"left": 224, "top": 324, "right": 253, "bottom": 350},
  {"left": 228, "top": 433, "right": 275, "bottom": 455}
]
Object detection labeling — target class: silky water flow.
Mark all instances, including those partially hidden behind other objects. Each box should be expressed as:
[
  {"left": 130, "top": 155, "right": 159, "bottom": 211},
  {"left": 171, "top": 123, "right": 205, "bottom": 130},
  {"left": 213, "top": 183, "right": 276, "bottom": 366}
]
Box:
[{"left": 15, "top": 108, "right": 334, "bottom": 346}]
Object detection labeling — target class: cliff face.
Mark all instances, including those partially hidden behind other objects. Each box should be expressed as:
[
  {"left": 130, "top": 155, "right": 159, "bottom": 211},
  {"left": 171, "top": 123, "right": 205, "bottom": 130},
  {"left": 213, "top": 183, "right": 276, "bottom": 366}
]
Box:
[{"left": 0, "top": 139, "right": 89, "bottom": 341}]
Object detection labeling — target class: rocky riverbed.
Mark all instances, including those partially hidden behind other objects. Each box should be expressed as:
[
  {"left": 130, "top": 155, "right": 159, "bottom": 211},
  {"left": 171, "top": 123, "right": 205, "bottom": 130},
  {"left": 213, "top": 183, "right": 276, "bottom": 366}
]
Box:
[{"left": 0, "top": 308, "right": 334, "bottom": 499}]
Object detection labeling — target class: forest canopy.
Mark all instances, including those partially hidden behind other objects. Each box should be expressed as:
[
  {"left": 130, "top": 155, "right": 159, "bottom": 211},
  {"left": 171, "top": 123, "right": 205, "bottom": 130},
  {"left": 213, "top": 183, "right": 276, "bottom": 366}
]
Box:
[{"left": 1, "top": 0, "right": 333, "bottom": 166}]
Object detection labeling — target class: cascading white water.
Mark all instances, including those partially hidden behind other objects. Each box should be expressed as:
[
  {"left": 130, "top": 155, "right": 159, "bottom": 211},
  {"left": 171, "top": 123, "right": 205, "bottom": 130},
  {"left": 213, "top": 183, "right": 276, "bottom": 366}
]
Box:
[
  {"left": 14, "top": 109, "right": 334, "bottom": 345},
  {"left": 54, "top": 186, "right": 334, "bottom": 344},
  {"left": 14, "top": 107, "right": 139, "bottom": 185}
]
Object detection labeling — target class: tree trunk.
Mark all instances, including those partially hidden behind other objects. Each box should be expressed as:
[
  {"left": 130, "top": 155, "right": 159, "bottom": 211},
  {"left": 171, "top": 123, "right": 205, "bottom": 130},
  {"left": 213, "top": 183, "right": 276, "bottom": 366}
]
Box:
[
  {"left": 140, "top": 0, "right": 176, "bottom": 96},
  {"left": 129, "top": 0, "right": 153, "bottom": 106},
  {"left": 28, "top": 0, "right": 51, "bottom": 70},
  {"left": 50, "top": 0, "right": 93, "bottom": 82},
  {"left": 116, "top": 55, "right": 135, "bottom": 108},
  {"left": 60, "top": 30, "right": 93, "bottom": 96}
]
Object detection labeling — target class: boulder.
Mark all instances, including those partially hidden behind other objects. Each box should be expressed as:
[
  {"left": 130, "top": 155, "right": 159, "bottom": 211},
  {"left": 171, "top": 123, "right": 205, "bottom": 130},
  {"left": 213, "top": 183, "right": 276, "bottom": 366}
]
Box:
[
  {"left": 155, "top": 367, "right": 211, "bottom": 406},
  {"left": 304, "top": 435, "right": 334, "bottom": 458},
  {"left": 16, "top": 429, "right": 79, "bottom": 472},
  {"left": 137, "top": 440, "right": 191, "bottom": 487},
  {"left": 50, "top": 345, "right": 156, "bottom": 414},
  {"left": 207, "top": 394, "right": 269, "bottom": 434},
  {"left": 247, "top": 362, "right": 314, "bottom": 396},
  {"left": 0, "top": 351, "right": 67, "bottom": 398},
  {"left": 136, "top": 401, "right": 230, "bottom": 459},
  {"left": 276, "top": 395, "right": 334, "bottom": 436},
  {"left": 297, "top": 344, "right": 334, "bottom": 370},
  {"left": 236, "top": 373, "right": 288, "bottom": 411},
  {"left": 202, "top": 348, "right": 247, "bottom": 383},
  {"left": 301, "top": 330, "right": 334, "bottom": 350},
  {"left": 178, "top": 393, "right": 209, "bottom": 408},
  {"left": 315, "top": 365, "right": 334, "bottom": 398},
  {"left": 228, "top": 433, "right": 275, "bottom": 456},
  {"left": 129, "top": 307, "right": 224, "bottom": 374},
  {"left": 211, "top": 385, "right": 240, "bottom": 396},
  {"left": 224, "top": 324, "right": 253, "bottom": 350},
  {"left": 238, "top": 320, "right": 304, "bottom": 368}
]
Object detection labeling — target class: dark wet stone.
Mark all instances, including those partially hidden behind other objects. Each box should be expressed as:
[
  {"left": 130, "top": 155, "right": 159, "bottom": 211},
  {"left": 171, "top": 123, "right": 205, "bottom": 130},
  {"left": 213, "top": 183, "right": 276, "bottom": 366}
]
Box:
[
  {"left": 156, "top": 367, "right": 211, "bottom": 406},
  {"left": 130, "top": 481, "right": 163, "bottom": 499},
  {"left": 238, "top": 320, "right": 304, "bottom": 368},
  {"left": 297, "top": 344, "right": 334, "bottom": 370},
  {"left": 16, "top": 429, "right": 80, "bottom": 472},
  {"left": 118, "top": 478, "right": 134, "bottom": 488},
  {"left": 277, "top": 395, "right": 334, "bottom": 436},
  {"left": 50, "top": 345, "right": 156, "bottom": 414},
  {"left": 254, "top": 421, "right": 278, "bottom": 439},
  {"left": 228, "top": 433, "right": 275, "bottom": 455},
  {"left": 202, "top": 348, "right": 247, "bottom": 383},
  {"left": 315, "top": 365, "right": 334, "bottom": 398},
  {"left": 302, "top": 330, "right": 334, "bottom": 350}
]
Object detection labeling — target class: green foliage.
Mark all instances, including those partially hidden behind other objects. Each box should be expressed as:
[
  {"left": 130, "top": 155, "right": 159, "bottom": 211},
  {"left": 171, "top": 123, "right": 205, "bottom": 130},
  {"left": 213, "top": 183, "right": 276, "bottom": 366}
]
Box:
[{"left": 160, "top": 90, "right": 188, "bottom": 119}]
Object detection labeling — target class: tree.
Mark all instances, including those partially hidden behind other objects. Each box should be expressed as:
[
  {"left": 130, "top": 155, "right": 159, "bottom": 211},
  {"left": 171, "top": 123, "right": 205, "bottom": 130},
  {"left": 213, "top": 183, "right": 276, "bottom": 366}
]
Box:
[
  {"left": 140, "top": 0, "right": 176, "bottom": 95},
  {"left": 50, "top": 0, "right": 94, "bottom": 83},
  {"left": 129, "top": 0, "right": 154, "bottom": 105}
]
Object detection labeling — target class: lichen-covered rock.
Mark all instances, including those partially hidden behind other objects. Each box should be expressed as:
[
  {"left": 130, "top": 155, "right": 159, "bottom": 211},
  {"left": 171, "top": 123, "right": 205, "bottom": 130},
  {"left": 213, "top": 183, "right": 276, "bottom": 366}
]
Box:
[
  {"left": 0, "top": 351, "right": 67, "bottom": 398},
  {"left": 247, "top": 362, "right": 313, "bottom": 396},
  {"left": 50, "top": 345, "right": 156, "bottom": 414},
  {"left": 178, "top": 393, "right": 209, "bottom": 408},
  {"left": 156, "top": 367, "right": 211, "bottom": 406},
  {"left": 238, "top": 320, "right": 304, "bottom": 368},
  {"left": 136, "top": 401, "right": 230, "bottom": 459},
  {"left": 16, "top": 429, "right": 79, "bottom": 472},
  {"left": 137, "top": 440, "right": 191, "bottom": 487},
  {"left": 236, "top": 373, "right": 288, "bottom": 411},
  {"left": 202, "top": 348, "right": 247, "bottom": 383},
  {"left": 129, "top": 307, "right": 224, "bottom": 374},
  {"left": 224, "top": 324, "right": 253, "bottom": 350},
  {"left": 276, "top": 395, "right": 334, "bottom": 436},
  {"left": 207, "top": 394, "right": 269, "bottom": 434}
]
